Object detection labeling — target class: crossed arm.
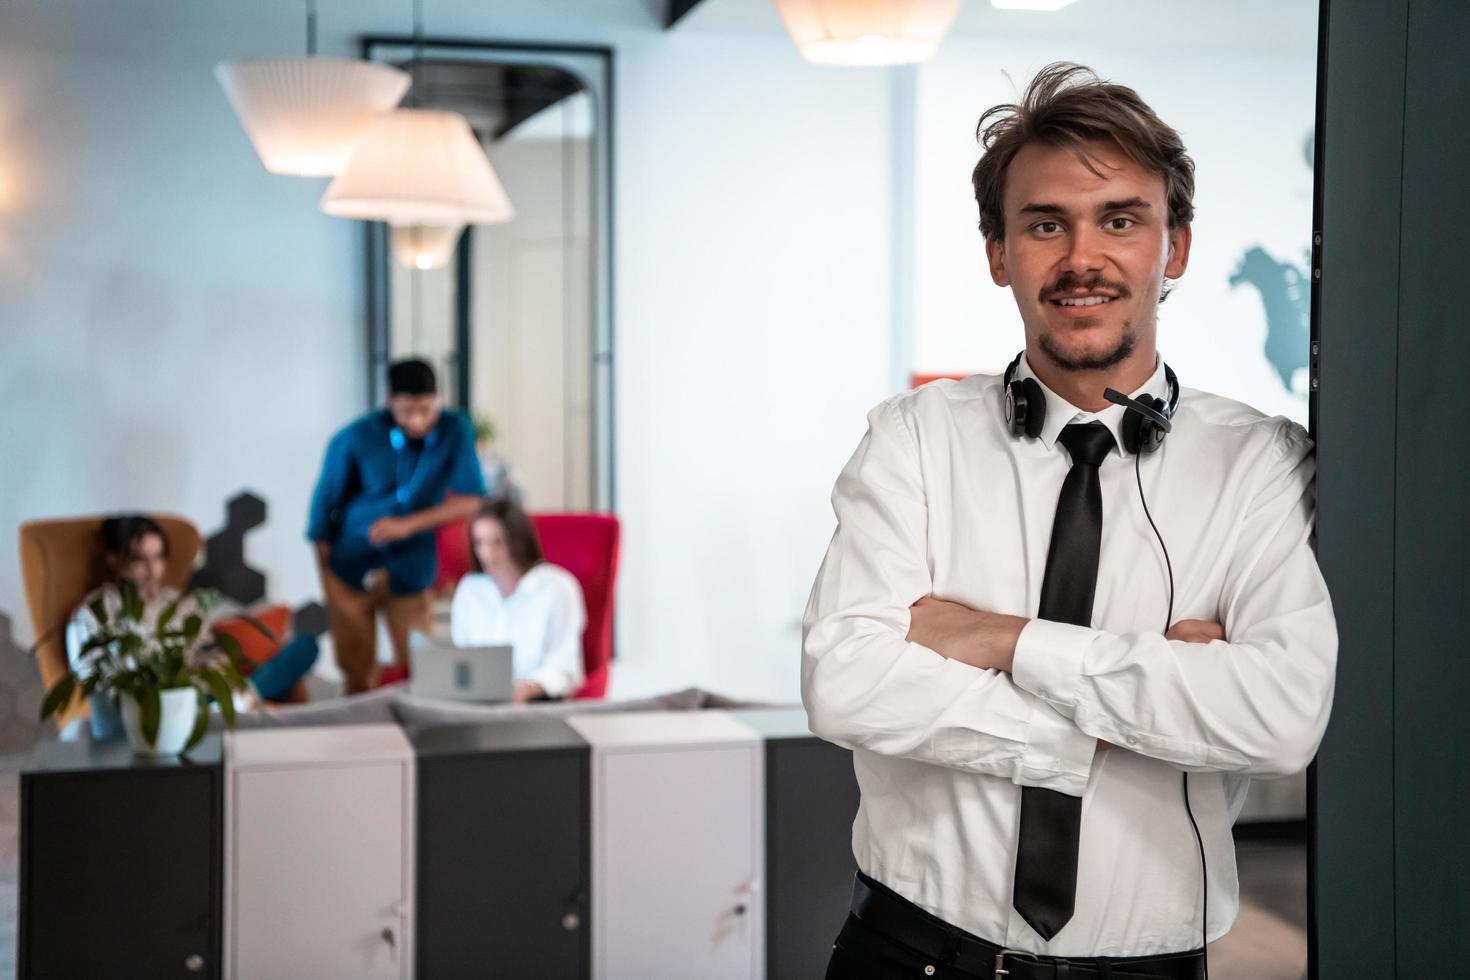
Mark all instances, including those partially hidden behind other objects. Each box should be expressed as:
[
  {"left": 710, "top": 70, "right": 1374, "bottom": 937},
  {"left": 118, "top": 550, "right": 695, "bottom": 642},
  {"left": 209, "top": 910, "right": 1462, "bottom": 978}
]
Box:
[
  {"left": 906, "top": 598, "right": 1226, "bottom": 751},
  {"left": 801, "top": 400, "right": 1337, "bottom": 794},
  {"left": 907, "top": 598, "right": 1225, "bottom": 675}
]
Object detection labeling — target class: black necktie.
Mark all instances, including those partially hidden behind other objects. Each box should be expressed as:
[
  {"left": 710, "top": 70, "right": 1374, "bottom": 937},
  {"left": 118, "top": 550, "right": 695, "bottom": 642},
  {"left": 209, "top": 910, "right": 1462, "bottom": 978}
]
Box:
[{"left": 1012, "top": 421, "right": 1115, "bottom": 941}]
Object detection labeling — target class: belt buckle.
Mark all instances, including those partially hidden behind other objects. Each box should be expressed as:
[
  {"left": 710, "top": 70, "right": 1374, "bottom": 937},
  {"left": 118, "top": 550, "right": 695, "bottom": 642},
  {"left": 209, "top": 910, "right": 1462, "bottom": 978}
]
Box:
[{"left": 994, "top": 948, "right": 1041, "bottom": 979}]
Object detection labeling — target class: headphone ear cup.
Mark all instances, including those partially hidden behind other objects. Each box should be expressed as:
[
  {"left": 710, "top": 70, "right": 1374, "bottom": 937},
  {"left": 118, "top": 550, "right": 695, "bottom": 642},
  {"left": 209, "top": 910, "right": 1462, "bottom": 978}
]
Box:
[
  {"left": 1126, "top": 394, "right": 1167, "bottom": 455},
  {"left": 1018, "top": 378, "right": 1046, "bottom": 439},
  {"left": 1007, "top": 378, "right": 1046, "bottom": 439}
]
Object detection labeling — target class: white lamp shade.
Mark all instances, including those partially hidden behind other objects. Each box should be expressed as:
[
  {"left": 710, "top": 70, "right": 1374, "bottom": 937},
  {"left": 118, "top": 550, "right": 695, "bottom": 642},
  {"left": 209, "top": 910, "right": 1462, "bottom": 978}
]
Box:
[
  {"left": 991, "top": 0, "right": 1079, "bottom": 10},
  {"left": 770, "top": 0, "right": 964, "bottom": 66},
  {"left": 771, "top": 0, "right": 963, "bottom": 66},
  {"left": 390, "top": 222, "right": 466, "bottom": 270},
  {"left": 215, "top": 57, "right": 411, "bottom": 177},
  {"left": 320, "top": 109, "right": 515, "bottom": 226}
]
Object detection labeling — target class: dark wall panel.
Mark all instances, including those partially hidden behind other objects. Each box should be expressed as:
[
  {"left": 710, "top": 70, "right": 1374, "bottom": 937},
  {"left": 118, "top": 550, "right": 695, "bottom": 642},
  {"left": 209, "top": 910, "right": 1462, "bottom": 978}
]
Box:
[
  {"left": 1393, "top": 0, "right": 1470, "bottom": 971},
  {"left": 1311, "top": 0, "right": 1406, "bottom": 975}
]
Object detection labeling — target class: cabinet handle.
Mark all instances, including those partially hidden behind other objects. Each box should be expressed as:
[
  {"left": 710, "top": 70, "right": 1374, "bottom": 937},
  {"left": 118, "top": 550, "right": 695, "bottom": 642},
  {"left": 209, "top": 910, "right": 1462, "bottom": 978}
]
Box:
[
  {"left": 381, "top": 927, "right": 397, "bottom": 953},
  {"left": 733, "top": 904, "right": 747, "bottom": 917},
  {"left": 184, "top": 953, "right": 205, "bottom": 973},
  {"left": 561, "top": 911, "right": 581, "bottom": 931}
]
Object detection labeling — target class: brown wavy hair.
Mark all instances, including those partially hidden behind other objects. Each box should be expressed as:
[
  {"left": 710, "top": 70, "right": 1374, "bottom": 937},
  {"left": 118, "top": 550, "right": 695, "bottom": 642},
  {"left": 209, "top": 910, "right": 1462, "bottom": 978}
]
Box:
[
  {"left": 971, "top": 62, "right": 1196, "bottom": 242},
  {"left": 469, "top": 497, "right": 544, "bottom": 575}
]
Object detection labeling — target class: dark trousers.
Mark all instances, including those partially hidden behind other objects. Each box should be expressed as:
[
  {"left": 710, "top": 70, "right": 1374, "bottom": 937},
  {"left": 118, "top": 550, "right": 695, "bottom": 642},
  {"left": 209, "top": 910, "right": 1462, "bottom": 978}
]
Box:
[
  {"left": 826, "top": 913, "right": 988, "bottom": 980},
  {"left": 825, "top": 873, "right": 1205, "bottom": 980}
]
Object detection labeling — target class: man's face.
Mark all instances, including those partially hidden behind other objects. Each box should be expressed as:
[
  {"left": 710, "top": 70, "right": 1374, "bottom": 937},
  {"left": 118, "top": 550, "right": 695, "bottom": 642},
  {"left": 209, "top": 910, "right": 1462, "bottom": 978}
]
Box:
[
  {"left": 985, "top": 138, "right": 1191, "bottom": 373},
  {"left": 388, "top": 393, "right": 441, "bottom": 441}
]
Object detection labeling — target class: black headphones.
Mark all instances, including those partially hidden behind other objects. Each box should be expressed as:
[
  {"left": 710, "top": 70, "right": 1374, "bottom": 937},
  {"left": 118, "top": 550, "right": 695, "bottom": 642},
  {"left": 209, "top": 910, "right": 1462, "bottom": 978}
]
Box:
[
  {"left": 389, "top": 420, "right": 442, "bottom": 506},
  {"left": 1003, "top": 351, "right": 1180, "bottom": 455}
]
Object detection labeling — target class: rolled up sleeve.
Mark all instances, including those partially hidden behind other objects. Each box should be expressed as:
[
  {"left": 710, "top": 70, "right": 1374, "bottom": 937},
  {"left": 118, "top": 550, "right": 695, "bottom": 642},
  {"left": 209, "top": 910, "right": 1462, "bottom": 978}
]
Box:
[{"left": 307, "top": 429, "right": 355, "bottom": 543}]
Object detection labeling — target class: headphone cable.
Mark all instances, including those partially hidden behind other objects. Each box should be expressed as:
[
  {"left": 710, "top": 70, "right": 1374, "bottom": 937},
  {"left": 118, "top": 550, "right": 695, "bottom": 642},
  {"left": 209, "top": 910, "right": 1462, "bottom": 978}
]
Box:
[{"left": 1134, "top": 450, "right": 1209, "bottom": 978}]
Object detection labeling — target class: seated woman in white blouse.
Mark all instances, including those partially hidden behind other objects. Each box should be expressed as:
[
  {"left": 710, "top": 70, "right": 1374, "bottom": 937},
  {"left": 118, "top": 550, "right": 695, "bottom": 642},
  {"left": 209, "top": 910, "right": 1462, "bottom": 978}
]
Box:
[{"left": 450, "top": 497, "right": 586, "bottom": 702}]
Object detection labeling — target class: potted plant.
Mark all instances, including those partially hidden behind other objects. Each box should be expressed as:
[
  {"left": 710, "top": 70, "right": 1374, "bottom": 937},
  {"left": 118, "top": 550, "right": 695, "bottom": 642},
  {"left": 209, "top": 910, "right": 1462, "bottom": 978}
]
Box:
[
  {"left": 39, "top": 581, "right": 253, "bottom": 757},
  {"left": 473, "top": 412, "right": 514, "bottom": 498}
]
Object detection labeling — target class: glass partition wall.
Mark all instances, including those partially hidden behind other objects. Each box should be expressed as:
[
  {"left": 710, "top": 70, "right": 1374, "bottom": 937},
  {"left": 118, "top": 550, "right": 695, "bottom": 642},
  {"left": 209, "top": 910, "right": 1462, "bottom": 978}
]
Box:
[{"left": 363, "top": 39, "right": 613, "bottom": 512}]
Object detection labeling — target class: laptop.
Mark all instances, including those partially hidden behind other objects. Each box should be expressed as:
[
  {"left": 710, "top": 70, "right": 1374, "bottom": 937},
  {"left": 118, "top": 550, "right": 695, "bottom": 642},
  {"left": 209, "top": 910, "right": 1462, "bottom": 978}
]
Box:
[{"left": 408, "top": 638, "right": 515, "bottom": 703}]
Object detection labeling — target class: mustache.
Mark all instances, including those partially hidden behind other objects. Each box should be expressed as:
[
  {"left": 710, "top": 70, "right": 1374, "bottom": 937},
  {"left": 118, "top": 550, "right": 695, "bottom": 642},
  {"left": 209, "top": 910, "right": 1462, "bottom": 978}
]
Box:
[{"left": 1040, "top": 274, "right": 1132, "bottom": 303}]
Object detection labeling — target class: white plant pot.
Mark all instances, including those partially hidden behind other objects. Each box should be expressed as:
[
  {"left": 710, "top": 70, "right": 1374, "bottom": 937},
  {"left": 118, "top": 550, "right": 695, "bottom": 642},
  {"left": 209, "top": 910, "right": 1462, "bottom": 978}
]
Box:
[{"left": 120, "top": 687, "right": 200, "bottom": 757}]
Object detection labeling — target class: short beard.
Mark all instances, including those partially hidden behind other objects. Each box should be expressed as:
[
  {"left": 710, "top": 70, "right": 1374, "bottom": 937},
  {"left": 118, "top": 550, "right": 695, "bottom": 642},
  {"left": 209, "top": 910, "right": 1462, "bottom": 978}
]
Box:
[{"left": 1038, "top": 325, "right": 1137, "bottom": 372}]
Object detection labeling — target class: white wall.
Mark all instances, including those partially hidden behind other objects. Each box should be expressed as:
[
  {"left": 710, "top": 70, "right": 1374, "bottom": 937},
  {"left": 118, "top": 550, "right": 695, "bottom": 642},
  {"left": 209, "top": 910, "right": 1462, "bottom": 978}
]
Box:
[
  {"left": 606, "top": 32, "right": 897, "bottom": 700},
  {"left": 0, "top": 1, "right": 369, "bottom": 638},
  {"left": 0, "top": 1, "right": 897, "bottom": 709},
  {"left": 912, "top": 40, "right": 1318, "bottom": 424}
]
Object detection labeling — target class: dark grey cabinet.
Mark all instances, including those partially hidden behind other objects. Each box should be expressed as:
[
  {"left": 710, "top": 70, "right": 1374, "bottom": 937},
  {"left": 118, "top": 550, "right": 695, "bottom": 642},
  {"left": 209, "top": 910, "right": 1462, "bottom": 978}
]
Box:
[
  {"left": 19, "top": 736, "right": 222, "bottom": 980},
  {"left": 732, "top": 709, "right": 861, "bottom": 980},
  {"left": 410, "top": 718, "right": 590, "bottom": 979}
]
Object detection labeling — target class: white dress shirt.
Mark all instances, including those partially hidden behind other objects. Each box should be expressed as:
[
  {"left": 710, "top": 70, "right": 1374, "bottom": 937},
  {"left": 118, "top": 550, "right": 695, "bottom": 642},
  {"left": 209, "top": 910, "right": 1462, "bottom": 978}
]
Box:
[
  {"left": 802, "top": 354, "right": 1337, "bottom": 957},
  {"left": 450, "top": 564, "right": 587, "bottom": 698}
]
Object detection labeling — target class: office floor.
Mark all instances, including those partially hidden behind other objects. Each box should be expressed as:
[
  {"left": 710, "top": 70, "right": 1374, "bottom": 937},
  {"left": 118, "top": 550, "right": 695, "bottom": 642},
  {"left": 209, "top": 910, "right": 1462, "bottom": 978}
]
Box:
[
  {"left": 0, "top": 756, "right": 1308, "bottom": 980},
  {"left": 1211, "top": 836, "right": 1309, "bottom": 979}
]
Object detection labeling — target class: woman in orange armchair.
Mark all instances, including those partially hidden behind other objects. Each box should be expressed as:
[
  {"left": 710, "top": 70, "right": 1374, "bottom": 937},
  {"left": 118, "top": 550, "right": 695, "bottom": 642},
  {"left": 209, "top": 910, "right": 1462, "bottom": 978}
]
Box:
[{"left": 65, "top": 514, "right": 318, "bottom": 738}]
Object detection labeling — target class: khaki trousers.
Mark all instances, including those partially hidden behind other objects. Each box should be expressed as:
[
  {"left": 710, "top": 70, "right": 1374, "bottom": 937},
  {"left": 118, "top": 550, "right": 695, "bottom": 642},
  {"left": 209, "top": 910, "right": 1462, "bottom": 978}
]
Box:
[{"left": 321, "top": 568, "right": 432, "bottom": 694}]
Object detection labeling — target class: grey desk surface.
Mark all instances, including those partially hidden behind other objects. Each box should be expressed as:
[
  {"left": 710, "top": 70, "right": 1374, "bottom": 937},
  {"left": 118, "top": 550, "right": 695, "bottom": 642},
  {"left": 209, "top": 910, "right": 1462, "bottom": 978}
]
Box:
[
  {"left": 407, "top": 717, "right": 589, "bottom": 757},
  {"left": 23, "top": 733, "right": 222, "bottom": 775},
  {"left": 727, "top": 707, "right": 815, "bottom": 741}
]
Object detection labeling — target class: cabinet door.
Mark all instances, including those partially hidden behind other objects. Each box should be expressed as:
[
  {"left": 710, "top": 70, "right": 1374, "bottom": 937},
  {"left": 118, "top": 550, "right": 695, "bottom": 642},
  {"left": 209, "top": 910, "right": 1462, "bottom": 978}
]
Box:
[
  {"left": 22, "top": 769, "right": 218, "bottom": 980},
  {"left": 418, "top": 751, "right": 588, "bottom": 978},
  {"left": 229, "top": 762, "right": 410, "bottom": 980},
  {"left": 766, "top": 739, "right": 860, "bottom": 980},
  {"left": 597, "top": 745, "right": 759, "bottom": 980}
]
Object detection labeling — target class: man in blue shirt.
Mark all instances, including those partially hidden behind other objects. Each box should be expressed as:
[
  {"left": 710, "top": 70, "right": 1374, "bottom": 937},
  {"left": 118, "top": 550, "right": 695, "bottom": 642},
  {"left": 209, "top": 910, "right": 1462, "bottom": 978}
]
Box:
[{"left": 307, "top": 359, "right": 486, "bottom": 693}]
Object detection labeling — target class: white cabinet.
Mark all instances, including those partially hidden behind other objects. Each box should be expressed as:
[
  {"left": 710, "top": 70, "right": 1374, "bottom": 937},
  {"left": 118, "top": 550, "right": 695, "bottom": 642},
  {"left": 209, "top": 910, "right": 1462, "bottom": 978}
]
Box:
[
  {"left": 224, "top": 724, "right": 415, "bottom": 980},
  {"left": 568, "top": 711, "right": 764, "bottom": 980}
]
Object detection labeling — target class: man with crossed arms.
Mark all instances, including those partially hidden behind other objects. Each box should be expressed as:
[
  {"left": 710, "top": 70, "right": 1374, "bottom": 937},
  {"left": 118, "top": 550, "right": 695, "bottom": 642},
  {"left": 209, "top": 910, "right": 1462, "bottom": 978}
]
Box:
[{"left": 804, "top": 63, "right": 1336, "bottom": 980}]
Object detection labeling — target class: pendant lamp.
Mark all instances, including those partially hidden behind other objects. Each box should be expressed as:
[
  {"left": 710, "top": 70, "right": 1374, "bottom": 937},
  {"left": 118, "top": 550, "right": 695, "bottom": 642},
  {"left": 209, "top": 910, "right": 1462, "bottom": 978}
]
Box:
[
  {"left": 772, "top": 0, "right": 963, "bottom": 66},
  {"left": 319, "top": 109, "right": 514, "bottom": 226},
  {"left": 991, "top": 0, "right": 1079, "bottom": 10},
  {"left": 390, "top": 222, "right": 466, "bottom": 271},
  {"left": 216, "top": 2, "right": 410, "bottom": 176}
]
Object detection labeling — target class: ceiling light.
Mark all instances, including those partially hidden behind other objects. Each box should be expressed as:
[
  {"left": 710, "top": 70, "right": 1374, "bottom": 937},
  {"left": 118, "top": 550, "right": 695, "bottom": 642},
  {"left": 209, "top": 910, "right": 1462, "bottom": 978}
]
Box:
[
  {"left": 319, "top": 109, "right": 514, "bottom": 226},
  {"left": 216, "top": 57, "right": 411, "bottom": 176},
  {"left": 391, "top": 223, "right": 465, "bottom": 271},
  {"left": 990, "top": 0, "right": 1081, "bottom": 11},
  {"left": 772, "top": 0, "right": 963, "bottom": 66}
]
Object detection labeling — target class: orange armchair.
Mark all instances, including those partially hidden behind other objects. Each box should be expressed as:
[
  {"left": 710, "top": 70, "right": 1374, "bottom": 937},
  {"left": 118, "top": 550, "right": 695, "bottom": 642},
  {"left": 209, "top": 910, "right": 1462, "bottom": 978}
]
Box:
[{"left": 18, "top": 514, "right": 202, "bottom": 729}]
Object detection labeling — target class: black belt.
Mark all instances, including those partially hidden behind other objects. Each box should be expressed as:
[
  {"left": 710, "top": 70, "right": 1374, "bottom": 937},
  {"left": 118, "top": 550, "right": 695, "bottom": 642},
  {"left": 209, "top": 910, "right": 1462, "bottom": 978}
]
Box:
[{"left": 848, "top": 873, "right": 1204, "bottom": 980}]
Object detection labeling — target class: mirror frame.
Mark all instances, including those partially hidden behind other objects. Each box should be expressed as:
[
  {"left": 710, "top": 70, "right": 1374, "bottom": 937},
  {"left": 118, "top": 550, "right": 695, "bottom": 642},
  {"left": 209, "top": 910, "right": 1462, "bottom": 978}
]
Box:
[{"left": 359, "top": 35, "right": 616, "bottom": 512}]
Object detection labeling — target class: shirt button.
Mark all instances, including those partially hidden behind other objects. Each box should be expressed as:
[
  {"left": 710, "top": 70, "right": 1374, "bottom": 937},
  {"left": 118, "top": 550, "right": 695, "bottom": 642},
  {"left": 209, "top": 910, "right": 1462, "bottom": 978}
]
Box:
[
  {"left": 924, "top": 967, "right": 936, "bottom": 976},
  {"left": 1126, "top": 734, "right": 1139, "bottom": 746}
]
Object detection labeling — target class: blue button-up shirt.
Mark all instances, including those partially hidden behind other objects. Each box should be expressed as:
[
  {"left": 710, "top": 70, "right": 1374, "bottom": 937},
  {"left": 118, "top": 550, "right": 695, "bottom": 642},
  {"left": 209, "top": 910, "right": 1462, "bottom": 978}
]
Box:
[{"left": 307, "top": 408, "right": 486, "bottom": 594}]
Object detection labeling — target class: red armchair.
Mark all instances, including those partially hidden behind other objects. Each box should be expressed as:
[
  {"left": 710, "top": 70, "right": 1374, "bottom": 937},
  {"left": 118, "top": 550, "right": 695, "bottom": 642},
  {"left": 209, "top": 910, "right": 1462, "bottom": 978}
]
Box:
[{"left": 384, "top": 511, "right": 620, "bottom": 699}]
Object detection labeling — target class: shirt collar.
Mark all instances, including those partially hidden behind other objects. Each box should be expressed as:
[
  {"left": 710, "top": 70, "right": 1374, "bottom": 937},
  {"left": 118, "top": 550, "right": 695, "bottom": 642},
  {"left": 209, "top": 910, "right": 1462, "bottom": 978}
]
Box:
[{"left": 1016, "top": 353, "right": 1170, "bottom": 458}]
